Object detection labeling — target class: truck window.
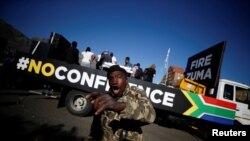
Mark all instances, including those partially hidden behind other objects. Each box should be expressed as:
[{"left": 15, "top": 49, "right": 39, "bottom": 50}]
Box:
[
  {"left": 223, "top": 84, "right": 233, "bottom": 100},
  {"left": 236, "top": 87, "right": 249, "bottom": 104}
]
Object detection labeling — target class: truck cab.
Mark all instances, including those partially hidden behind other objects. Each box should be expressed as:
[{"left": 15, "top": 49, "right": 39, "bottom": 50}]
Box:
[{"left": 215, "top": 79, "right": 250, "bottom": 125}]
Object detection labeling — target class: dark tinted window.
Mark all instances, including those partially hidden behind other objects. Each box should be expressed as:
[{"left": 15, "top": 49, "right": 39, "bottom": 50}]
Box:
[{"left": 223, "top": 84, "right": 234, "bottom": 100}]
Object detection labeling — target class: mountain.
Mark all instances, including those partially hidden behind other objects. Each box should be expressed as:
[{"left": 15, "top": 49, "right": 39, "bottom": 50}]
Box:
[{"left": 0, "top": 19, "right": 31, "bottom": 54}]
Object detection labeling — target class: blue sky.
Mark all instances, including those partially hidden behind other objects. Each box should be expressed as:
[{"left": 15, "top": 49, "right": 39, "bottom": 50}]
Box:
[{"left": 1, "top": 0, "right": 250, "bottom": 85}]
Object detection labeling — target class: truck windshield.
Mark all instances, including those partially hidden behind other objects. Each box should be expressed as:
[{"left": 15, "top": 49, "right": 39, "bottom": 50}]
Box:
[{"left": 235, "top": 86, "right": 249, "bottom": 104}]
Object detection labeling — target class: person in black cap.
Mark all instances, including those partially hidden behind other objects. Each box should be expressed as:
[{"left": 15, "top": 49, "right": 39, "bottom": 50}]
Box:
[
  {"left": 86, "top": 65, "right": 156, "bottom": 141},
  {"left": 124, "top": 56, "right": 132, "bottom": 68},
  {"left": 106, "top": 65, "right": 127, "bottom": 80},
  {"left": 134, "top": 63, "right": 143, "bottom": 80}
]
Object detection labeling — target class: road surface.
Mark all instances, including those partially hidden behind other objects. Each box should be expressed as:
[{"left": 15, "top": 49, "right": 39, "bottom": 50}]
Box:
[{"left": 0, "top": 90, "right": 203, "bottom": 141}]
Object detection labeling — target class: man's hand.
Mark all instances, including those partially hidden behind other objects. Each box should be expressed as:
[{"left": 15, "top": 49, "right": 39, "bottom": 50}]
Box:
[{"left": 86, "top": 92, "right": 126, "bottom": 115}]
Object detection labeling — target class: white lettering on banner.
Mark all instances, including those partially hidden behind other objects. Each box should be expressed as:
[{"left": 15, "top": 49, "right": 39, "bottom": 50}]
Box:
[
  {"left": 24, "top": 57, "right": 176, "bottom": 108},
  {"left": 55, "top": 66, "right": 67, "bottom": 80},
  {"left": 67, "top": 69, "right": 81, "bottom": 83},
  {"left": 127, "top": 83, "right": 175, "bottom": 107},
  {"left": 186, "top": 68, "right": 212, "bottom": 80},
  {"left": 80, "top": 72, "right": 95, "bottom": 87},
  {"left": 187, "top": 54, "right": 213, "bottom": 81},
  {"left": 145, "top": 87, "right": 151, "bottom": 98},
  {"left": 128, "top": 83, "right": 176, "bottom": 107},
  {"left": 94, "top": 75, "right": 107, "bottom": 89},
  {"left": 163, "top": 92, "right": 175, "bottom": 107},
  {"left": 150, "top": 89, "right": 163, "bottom": 104},
  {"left": 105, "top": 80, "right": 110, "bottom": 92},
  {"left": 148, "top": 89, "right": 175, "bottom": 107},
  {"left": 190, "top": 54, "right": 212, "bottom": 70}
]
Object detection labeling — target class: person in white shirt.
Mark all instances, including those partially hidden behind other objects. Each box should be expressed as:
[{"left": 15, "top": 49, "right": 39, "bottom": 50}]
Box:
[
  {"left": 110, "top": 52, "right": 118, "bottom": 64},
  {"left": 79, "top": 47, "right": 94, "bottom": 68},
  {"left": 131, "top": 64, "right": 138, "bottom": 78}
]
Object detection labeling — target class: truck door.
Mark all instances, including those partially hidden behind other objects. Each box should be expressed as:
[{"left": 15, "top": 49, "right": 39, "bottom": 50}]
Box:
[
  {"left": 218, "top": 80, "right": 250, "bottom": 125},
  {"left": 234, "top": 86, "right": 250, "bottom": 125}
]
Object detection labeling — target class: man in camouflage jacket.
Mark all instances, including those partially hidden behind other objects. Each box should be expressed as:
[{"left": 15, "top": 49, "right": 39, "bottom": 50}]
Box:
[{"left": 86, "top": 65, "right": 156, "bottom": 141}]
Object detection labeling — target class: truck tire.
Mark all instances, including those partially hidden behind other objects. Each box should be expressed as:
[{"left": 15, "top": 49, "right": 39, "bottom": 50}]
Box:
[{"left": 65, "top": 90, "right": 92, "bottom": 116}]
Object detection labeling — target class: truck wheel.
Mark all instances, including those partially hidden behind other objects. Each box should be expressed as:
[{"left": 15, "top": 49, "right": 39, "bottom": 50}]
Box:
[{"left": 65, "top": 90, "right": 92, "bottom": 117}]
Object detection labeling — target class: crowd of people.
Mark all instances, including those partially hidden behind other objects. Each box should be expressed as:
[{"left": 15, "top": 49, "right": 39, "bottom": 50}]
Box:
[{"left": 68, "top": 41, "right": 157, "bottom": 83}]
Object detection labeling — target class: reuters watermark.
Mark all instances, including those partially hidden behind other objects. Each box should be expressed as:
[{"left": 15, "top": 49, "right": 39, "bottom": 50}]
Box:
[{"left": 212, "top": 129, "right": 247, "bottom": 137}]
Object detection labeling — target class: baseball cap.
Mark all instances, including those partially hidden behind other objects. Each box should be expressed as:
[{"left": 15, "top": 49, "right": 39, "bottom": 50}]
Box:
[{"left": 107, "top": 65, "right": 127, "bottom": 78}]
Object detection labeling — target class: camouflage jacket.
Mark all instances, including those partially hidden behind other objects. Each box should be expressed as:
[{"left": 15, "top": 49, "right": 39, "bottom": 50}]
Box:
[{"left": 90, "top": 84, "right": 156, "bottom": 141}]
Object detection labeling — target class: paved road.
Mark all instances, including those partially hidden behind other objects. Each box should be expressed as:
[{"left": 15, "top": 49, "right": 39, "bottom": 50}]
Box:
[{"left": 0, "top": 90, "right": 203, "bottom": 141}]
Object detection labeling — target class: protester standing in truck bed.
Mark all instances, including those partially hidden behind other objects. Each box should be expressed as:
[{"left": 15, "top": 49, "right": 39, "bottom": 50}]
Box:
[
  {"left": 143, "top": 64, "right": 156, "bottom": 83},
  {"left": 79, "top": 47, "right": 94, "bottom": 68},
  {"left": 63, "top": 41, "right": 80, "bottom": 65}
]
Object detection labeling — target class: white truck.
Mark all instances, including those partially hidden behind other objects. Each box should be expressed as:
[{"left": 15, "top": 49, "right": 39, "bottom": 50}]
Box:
[{"left": 215, "top": 79, "right": 250, "bottom": 125}]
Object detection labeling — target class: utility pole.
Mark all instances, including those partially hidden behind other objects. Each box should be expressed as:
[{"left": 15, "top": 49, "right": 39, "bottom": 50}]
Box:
[
  {"left": 160, "top": 48, "right": 171, "bottom": 85},
  {"left": 164, "top": 48, "right": 171, "bottom": 85}
]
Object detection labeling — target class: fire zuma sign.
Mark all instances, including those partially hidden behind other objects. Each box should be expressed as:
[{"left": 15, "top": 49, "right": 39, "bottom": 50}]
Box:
[{"left": 184, "top": 41, "right": 226, "bottom": 96}]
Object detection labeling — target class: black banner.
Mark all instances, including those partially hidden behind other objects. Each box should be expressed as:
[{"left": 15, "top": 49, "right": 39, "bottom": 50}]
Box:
[
  {"left": 14, "top": 53, "right": 192, "bottom": 115},
  {"left": 184, "top": 41, "right": 226, "bottom": 97}
]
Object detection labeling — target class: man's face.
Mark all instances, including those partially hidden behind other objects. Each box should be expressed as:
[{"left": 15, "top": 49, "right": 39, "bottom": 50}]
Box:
[{"left": 108, "top": 71, "right": 128, "bottom": 97}]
